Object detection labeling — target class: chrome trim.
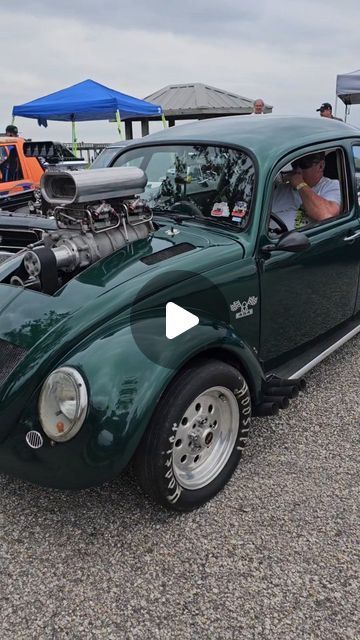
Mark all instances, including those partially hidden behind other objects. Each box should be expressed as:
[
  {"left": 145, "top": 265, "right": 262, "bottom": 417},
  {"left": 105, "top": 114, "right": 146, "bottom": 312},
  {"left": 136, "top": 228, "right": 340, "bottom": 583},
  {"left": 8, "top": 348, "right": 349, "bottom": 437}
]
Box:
[
  {"left": 290, "top": 323, "right": 360, "bottom": 379},
  {"left": 39, "top": 366, "right": 88, "bottom": 442},
  {"left": 26, "top": 431, "right": 44, "bottom": 449},
  {"left": 344, "top": 230, "right": 360, "bottom": 242}
]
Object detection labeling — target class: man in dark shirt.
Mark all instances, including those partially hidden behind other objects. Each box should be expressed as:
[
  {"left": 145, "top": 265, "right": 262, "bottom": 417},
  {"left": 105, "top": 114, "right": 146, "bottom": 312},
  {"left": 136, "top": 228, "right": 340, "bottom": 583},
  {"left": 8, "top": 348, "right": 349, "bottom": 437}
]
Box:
[
  {"left": 5, "top": 125, "right": 19, "bottom": 137},
  {"left": 316, "top": 102, "right": 343, "bottom": 121}
]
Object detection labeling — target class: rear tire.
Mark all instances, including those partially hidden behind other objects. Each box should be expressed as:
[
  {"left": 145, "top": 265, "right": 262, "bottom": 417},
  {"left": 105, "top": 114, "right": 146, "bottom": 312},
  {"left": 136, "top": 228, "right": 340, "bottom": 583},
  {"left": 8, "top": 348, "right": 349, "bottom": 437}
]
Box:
[{"left": 133, "top": 359, "right": 252, "bottom": 511}]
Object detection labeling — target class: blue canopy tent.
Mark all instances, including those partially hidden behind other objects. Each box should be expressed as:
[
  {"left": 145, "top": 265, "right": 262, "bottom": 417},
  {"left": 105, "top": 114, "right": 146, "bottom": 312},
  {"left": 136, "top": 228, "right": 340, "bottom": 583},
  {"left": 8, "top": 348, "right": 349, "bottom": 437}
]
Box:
[{"left": 12, "top": 79, "right": 164, "bottom": 153}]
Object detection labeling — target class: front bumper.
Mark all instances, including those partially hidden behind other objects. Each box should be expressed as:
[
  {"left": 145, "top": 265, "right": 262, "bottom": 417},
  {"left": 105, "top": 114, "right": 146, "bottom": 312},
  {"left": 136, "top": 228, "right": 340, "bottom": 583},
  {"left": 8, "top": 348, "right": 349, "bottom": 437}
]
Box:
[{"left": 0, "top": 414, "right": 129, "bottom": 490}]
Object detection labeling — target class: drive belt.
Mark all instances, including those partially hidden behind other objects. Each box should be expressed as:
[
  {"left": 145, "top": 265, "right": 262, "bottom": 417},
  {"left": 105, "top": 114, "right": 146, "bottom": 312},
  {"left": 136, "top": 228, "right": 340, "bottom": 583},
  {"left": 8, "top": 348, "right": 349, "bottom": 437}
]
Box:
[{"left": 35, "top": 247, "right": 58, "bottom": 294}]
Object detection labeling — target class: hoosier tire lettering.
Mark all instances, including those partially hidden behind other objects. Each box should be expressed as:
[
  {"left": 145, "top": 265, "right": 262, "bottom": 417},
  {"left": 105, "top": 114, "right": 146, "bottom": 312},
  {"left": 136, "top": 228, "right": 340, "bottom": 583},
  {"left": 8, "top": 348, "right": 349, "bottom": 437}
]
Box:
[{"left": 133, "top": 358, "right": 252, "bottom": 511}]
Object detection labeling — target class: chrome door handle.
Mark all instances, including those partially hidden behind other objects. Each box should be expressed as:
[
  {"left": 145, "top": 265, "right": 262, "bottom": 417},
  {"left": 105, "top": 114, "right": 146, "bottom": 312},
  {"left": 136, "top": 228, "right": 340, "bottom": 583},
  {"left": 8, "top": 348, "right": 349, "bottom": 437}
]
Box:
[{"left": 344, "top": 230, "right": 360, "bottom": 242}]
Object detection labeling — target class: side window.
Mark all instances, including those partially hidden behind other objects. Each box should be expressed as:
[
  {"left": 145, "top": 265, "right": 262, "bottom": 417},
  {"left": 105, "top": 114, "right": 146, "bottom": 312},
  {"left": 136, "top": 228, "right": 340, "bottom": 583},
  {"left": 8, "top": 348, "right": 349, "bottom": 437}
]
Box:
[
  {"left": 269, "top": 148, "right": 344, "bottom": 234},
  {"left": 352, "top": 146, "right": 360, "bottom": 206},
  {"left": 0, "top": 145, "right": 23, "bottom": 183},
  {"left": 113, "top": 153, "right": 144, "bottom": 170}
]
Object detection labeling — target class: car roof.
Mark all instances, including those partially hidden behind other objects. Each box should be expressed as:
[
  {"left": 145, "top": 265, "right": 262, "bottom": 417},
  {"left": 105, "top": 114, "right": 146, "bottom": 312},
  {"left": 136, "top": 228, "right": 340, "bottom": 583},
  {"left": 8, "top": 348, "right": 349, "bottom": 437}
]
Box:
[
  {"left": 106, "top": 139, "right": 140, "bottom": 148},
  {"left": 137, "top": 115, "right": 359, "bottom": 160},
  {"left": 0, "top": 136, "right": 23, "bottom": 143}
]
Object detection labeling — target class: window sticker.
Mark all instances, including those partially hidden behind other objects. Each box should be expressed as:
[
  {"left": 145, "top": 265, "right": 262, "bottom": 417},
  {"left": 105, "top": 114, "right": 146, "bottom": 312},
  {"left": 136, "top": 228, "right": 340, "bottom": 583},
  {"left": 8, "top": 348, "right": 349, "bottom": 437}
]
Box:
[
  {"left": 211, "top": 202, "right": 230, "bottom": 217},
  {"left": 231, "top": 201, "right": 248, "bottom": 222}
]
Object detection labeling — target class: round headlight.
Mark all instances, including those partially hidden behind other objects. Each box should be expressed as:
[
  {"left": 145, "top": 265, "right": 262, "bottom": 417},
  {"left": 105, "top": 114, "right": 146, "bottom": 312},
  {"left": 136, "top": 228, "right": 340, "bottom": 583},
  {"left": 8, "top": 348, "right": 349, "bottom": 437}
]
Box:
[{"left": 39, "top": 367, "right": 88, "bottom": 442}]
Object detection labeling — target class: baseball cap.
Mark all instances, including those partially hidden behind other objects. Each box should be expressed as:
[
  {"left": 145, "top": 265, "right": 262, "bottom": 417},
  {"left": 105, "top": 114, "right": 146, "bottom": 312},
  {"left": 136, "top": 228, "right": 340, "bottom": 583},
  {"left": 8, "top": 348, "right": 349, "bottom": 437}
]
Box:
[
  {"left": 316, "top": 102, "right": 332, "bottom": 112},
  {"left": 292, "top": 152, "right": 325, "bottom": 169}
]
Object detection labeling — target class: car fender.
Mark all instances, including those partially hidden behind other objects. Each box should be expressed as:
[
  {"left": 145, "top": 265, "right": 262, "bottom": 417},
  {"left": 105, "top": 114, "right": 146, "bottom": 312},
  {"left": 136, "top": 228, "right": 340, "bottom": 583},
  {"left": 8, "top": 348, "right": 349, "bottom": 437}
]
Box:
[{"left": 62, "top": 312, "right": 265, "bottom": 474}]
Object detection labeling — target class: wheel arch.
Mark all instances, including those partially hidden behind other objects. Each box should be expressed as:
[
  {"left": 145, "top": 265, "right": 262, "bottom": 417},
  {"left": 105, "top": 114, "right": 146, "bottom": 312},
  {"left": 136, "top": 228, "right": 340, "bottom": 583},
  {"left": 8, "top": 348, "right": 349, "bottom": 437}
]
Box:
[{"left": 169, "top": 344, "right": 263, "bottom": 407}]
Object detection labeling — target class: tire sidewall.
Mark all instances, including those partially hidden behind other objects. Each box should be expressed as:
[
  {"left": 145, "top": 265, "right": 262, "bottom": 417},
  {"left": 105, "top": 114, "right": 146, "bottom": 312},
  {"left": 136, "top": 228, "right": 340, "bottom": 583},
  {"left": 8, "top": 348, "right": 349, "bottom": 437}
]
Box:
[{"left": 151, "top": 361, "right": 252, "bottom": 511}]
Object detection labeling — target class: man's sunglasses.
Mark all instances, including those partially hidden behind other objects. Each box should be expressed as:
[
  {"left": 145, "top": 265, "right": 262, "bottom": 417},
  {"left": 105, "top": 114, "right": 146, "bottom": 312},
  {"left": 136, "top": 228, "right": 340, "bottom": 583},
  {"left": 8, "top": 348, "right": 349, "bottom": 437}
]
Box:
[{"left": 294, "top": 158, "right": 321, "bottom": 170}]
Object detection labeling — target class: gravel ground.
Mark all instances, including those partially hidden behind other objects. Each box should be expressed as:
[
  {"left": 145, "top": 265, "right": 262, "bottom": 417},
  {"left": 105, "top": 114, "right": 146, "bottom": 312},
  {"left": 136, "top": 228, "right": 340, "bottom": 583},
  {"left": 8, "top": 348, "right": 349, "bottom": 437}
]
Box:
[{"left": 0, "top": 337, "right": 359, "bottom": 640}]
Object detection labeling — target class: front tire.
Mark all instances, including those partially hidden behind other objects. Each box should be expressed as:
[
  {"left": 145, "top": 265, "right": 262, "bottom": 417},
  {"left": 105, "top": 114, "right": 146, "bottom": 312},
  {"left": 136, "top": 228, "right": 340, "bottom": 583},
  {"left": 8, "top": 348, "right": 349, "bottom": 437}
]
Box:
[{"left": 133, "top": 359, "right": 252, "bottom": 511}]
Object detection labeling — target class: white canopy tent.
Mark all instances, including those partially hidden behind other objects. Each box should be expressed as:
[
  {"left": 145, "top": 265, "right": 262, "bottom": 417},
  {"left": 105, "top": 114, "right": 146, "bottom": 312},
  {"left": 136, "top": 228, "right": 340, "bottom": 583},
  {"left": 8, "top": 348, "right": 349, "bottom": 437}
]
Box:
[{"left": 336, "top": 69, "right": 360, "bottom": 121}]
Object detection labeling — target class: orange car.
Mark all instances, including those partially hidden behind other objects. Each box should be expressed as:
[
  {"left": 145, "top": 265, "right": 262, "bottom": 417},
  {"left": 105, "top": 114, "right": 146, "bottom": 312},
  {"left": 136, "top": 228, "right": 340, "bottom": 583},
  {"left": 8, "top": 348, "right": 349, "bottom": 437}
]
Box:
[
  {"left": 0, "top": 137, "right": 86, "bottom": 196},
  {"left": 0, "top": 137, "right": 43, "bottom": 195}
]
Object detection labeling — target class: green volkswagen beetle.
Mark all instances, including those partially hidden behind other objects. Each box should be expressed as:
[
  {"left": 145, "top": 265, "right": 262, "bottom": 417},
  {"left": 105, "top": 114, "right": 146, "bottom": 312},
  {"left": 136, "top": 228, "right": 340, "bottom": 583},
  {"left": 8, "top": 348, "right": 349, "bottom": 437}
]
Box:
[{"left": 1, "top": 116, "right": 360, "bottom": 511}]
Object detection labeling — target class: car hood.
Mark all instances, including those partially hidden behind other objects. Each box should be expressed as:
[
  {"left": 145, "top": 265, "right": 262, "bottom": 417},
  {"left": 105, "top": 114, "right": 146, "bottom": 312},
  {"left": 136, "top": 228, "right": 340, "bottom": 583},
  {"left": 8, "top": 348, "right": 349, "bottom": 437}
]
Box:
[
  {"left": 0, "top": 211, "right": 57, "bottom": 230},
  {"left": 0, "top": 221, "right": 244, "bottom": 383}
]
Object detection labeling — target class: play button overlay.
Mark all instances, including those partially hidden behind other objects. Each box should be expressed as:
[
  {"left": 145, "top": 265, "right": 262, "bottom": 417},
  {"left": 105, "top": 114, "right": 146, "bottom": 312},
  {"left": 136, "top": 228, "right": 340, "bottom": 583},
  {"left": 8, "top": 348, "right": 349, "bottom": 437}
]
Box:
[
  {"left": 130, "top": 269, "right": 230, "bottom": 369},
  {"left": 166, "top": 302, "right": 199, "bottom": 339}
]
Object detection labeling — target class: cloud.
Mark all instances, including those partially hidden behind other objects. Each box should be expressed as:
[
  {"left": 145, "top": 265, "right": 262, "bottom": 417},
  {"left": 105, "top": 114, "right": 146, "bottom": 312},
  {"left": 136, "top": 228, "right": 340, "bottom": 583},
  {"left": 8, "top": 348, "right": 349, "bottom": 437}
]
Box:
[
  {"left": 9, "top": 0, "right": 258, "bottom": 38},
  {"left": 1, "top": 1, "right": 359, "bottom": 142}
]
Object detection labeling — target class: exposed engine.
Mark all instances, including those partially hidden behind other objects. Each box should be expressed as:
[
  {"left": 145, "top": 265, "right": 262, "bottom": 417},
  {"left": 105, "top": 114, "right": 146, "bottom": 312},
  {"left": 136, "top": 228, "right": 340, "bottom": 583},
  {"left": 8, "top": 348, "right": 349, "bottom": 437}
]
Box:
[{"left": 1, "top": 167, "right": 153, "bottom": 294}]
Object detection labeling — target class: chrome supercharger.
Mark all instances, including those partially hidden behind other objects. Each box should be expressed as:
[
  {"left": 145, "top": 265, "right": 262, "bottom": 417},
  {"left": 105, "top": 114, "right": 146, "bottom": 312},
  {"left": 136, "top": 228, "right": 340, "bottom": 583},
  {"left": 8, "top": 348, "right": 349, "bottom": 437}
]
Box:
[{"left": 15, "top": 167, "right": 153, "bottom": 293}]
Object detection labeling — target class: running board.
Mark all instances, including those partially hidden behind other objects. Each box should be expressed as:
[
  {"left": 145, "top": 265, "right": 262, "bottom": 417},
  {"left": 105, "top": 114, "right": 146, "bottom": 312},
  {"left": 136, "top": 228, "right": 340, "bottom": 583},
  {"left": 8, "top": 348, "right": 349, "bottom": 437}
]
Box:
[{"left": 270, "top": 318, "right": 360, "bottom": 381}]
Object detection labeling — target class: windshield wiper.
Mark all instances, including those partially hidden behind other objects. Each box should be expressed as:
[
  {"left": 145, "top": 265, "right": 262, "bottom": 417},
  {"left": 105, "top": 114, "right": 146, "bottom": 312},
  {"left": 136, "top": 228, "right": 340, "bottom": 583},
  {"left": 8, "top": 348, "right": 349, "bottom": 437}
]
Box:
[{"left": 151, "top": 207, "right": 196, "bottom": 220}]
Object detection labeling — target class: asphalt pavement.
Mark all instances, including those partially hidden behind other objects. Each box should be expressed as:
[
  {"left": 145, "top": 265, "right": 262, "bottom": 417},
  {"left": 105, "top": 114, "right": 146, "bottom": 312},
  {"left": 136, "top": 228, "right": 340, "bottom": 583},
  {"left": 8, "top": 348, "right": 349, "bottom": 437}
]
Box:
[{"left": 0, "top": 336, "right": 359, "bottom": 640}]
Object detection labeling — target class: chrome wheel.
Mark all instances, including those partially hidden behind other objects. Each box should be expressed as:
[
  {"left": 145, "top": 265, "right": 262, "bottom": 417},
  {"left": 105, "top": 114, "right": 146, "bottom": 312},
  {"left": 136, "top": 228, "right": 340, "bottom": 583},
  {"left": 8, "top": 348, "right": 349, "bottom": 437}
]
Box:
[{"left": 172, "top": 386, "right": 239, "bottom": 490}]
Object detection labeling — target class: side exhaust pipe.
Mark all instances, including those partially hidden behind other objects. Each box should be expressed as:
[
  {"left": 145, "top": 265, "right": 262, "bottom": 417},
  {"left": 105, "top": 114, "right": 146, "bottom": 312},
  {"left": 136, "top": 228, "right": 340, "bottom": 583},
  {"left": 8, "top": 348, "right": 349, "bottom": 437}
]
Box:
[
  {"left": 254, "top": 374, "right": 306, "bottom": 417},
  {"left": 266, "top": 385, "right": 299, "bottom": 399},
  {"left": 253, "top": 402, "right": 280, "bottom": 417},
  {"left": 266, "top": 376, "right": 306, "bottom": 391},
  {"left": 262, "top": 395, "right": 290, "bottom": 410}
]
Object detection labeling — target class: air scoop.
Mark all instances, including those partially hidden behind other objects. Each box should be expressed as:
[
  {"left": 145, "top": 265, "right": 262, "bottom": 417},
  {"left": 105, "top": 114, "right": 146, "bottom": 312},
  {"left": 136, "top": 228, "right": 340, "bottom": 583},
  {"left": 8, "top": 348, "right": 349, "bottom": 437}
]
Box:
[{"left": 41, "top": 167, "right": 147, "bottom": 204}]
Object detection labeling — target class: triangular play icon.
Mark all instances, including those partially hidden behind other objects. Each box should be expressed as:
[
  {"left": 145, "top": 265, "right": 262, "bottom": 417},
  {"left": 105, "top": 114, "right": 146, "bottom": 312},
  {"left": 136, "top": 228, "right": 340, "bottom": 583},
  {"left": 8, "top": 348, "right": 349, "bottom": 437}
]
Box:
[{"left": 166, "top": 302, "right": 199, "bottom": 339}]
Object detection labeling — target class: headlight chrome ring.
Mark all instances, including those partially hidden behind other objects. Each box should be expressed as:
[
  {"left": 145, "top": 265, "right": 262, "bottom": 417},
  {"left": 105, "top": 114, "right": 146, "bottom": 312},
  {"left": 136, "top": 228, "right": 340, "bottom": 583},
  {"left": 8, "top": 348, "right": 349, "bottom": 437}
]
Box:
[{"left": 39, "top": 366, "right": 88, "bottom": 442}]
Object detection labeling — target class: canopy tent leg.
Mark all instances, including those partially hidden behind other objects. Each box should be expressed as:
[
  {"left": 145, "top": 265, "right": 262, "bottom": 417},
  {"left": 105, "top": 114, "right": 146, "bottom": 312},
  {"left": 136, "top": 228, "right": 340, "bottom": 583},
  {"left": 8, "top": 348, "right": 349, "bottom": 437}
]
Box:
[
  {"left": 115, "top": 110, "right": 123, "bottom": 140},
  {"left": 11, "top": 115, "right": 15, "bottom": 125},
  {"left": 161, "top": 114, "right": 167, "bottom": 129},
  {"left": 71, "top": 120, "right": 78, "bottom": 156}
]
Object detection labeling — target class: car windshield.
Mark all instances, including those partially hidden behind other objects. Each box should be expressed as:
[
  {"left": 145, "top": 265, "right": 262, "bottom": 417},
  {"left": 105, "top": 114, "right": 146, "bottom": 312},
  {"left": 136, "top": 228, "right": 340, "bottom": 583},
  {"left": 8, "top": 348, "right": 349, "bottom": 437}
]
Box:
[
  {"left": 113, "top": 144, "right": 255, "bottom": 228},
  {"left": 91, "top": 146, "right": 125, "bottom": 169}
]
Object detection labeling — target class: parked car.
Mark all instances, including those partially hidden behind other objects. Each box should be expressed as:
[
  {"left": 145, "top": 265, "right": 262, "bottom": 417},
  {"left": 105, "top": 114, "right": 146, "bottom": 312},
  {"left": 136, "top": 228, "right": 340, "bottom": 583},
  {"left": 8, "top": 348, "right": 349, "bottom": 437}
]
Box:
[
  {"left": 0, "top": 116, "right": 360, "bottom": 512},
  {"left": 0, "top": 136, "right": 43, "bottom": 195}
]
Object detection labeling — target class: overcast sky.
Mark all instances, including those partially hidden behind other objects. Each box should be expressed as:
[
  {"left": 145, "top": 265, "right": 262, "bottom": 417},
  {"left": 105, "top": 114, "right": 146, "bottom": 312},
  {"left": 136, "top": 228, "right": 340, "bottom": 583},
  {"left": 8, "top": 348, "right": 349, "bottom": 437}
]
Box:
[{"left": 2, "top": 0, "right": 360, "bottom": 143}]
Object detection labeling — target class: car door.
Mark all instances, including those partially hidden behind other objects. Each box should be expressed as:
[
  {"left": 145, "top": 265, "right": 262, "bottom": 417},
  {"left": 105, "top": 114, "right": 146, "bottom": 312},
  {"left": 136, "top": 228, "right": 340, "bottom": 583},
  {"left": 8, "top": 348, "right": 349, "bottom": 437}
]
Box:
[{"left": 258, "top": 144, "right": 360, "bottom": 366}]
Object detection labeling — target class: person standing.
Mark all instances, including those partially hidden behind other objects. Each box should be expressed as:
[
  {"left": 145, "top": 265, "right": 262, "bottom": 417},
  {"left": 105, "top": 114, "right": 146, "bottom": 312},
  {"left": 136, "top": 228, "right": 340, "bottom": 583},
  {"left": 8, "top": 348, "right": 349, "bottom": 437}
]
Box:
[
  {"left": 316, "top": 103, "right": 343, "bottom": 121},
  {"left": 252, "top": 99, "right": 265, "bottom": 114},
  {"left": 5, "top": 125, "right": 19, "bottom": 137}
]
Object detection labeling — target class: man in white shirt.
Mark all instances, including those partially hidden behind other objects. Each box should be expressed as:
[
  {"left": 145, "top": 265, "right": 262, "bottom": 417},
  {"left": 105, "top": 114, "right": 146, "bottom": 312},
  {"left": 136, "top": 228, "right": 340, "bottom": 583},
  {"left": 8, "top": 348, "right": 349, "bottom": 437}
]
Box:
[
  {"left": 271, "top": 152, "right": 341, "bottom": 229},
  {"left": 252, "top": 99, "right": 265, "bottom": 114}
]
